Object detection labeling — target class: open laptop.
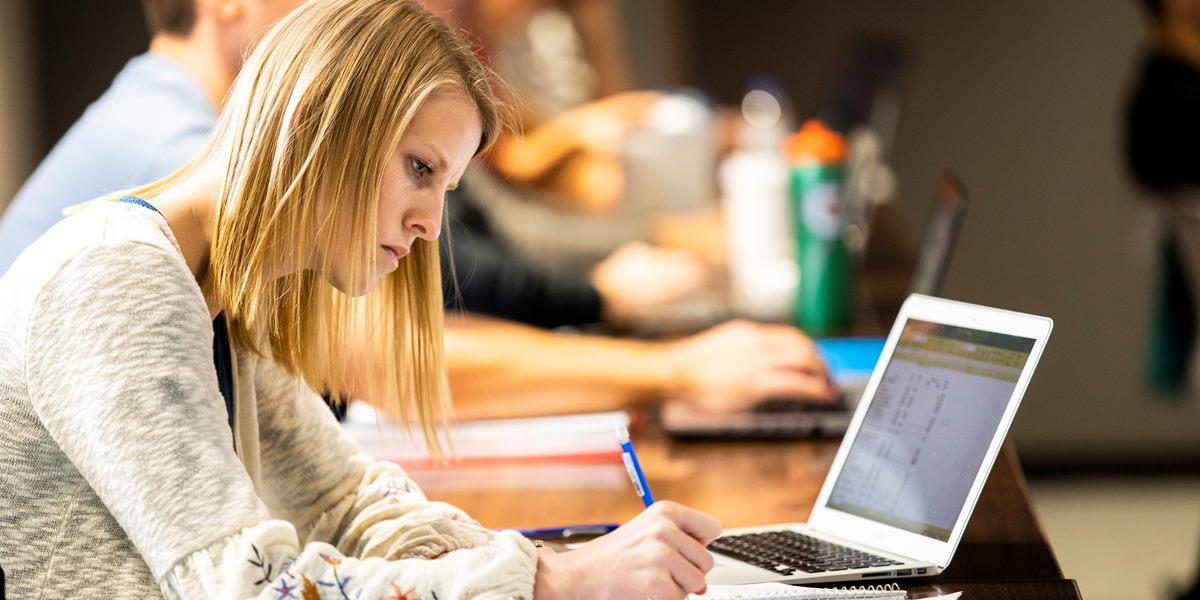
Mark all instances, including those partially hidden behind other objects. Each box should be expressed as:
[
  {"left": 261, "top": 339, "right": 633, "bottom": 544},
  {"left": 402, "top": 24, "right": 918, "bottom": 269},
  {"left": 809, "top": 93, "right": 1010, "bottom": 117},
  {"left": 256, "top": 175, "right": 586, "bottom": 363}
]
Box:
[
  {"left": 704, "top": 294, "right": 1052, "bottom": 584},
  {"left": 662, "top": 174, "right": 969, "bottom": 439}
]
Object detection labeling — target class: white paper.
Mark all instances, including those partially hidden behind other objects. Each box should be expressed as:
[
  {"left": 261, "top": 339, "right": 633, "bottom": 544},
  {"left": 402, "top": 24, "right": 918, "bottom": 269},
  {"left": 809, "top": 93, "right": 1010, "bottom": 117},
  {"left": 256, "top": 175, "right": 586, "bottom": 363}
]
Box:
[
  {"left": 342, "top": 402, "right": 630, "bottom": 466},
  {"left": 691, "top": 582, "right": 962, "bottom": 600}
]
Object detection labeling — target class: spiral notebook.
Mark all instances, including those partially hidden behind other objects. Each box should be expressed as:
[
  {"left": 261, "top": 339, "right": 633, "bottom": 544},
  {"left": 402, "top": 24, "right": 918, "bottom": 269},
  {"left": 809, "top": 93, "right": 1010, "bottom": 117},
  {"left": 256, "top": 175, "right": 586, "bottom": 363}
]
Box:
[{"left": 692, "top": 582, "right": 961, "bottom": 599}]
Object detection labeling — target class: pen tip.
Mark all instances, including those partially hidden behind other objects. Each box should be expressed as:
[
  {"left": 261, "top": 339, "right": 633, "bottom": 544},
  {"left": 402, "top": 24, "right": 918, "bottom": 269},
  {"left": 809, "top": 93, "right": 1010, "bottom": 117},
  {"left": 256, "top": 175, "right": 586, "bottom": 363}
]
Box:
[{"left": 615, "top": 425, "right": 630, "bottom": 442}]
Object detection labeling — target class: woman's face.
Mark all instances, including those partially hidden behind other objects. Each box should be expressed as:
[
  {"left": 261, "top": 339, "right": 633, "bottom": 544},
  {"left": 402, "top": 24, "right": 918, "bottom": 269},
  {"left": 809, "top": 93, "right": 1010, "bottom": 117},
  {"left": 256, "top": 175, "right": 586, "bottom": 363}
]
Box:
[{"left": 327, "top": 91, "right": 483, "bottom": 295}]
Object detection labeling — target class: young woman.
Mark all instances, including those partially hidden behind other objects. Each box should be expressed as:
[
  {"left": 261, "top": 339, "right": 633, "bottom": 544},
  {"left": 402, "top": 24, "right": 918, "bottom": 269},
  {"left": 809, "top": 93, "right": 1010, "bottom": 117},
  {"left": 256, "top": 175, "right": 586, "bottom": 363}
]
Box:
[{"left": 0, "top": 1, "right": 719, "bottom": 598}]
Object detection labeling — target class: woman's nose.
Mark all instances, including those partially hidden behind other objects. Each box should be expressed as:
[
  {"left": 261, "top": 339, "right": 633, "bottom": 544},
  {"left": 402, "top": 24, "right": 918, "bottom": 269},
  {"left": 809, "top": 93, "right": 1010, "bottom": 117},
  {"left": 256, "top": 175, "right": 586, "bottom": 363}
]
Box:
[{"left": 405, "top": 194, "right": 443, "bottom": 241}]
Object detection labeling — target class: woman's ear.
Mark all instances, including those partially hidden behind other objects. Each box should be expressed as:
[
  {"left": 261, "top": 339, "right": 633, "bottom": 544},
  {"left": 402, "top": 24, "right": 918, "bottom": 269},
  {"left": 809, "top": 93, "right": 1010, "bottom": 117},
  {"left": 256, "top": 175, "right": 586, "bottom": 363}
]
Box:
[{"left": 211, "top": 0, "right": 247, "bottom": 23}]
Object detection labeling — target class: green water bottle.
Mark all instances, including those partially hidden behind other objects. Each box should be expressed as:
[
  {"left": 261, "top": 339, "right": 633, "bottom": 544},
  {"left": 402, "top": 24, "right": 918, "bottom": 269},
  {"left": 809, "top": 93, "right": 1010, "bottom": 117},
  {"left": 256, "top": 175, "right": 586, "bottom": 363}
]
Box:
[{"left": 786, "top": 119, "right": 854, "bottom": 335}]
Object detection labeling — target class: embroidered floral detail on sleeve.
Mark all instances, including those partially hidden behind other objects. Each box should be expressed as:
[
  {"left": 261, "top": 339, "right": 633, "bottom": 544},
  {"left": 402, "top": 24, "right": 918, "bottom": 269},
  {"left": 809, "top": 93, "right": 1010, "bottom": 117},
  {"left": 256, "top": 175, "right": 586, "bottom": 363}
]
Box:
[
  {"left": 382, "top": 583, "right": 421, "bottom": 600},
  {"left": 249, "top": 544, "right": 277, "bottom": 586},
  {"left": 315, "top": 553, "right": 359, "bottom": 599},
  {"left": 272, "top": 576, "right": 299, "bottom": 599},
  {"left": 301, "top": 576, "right": 321, "bottom": 600}
]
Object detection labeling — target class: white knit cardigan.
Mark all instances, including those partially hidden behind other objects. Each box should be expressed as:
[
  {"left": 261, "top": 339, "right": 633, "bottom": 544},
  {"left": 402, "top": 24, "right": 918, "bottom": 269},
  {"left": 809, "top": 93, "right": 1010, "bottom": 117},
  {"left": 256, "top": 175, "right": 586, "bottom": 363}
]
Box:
[{"left": 0, "top": 201, "right": 537, "bottom": 599}]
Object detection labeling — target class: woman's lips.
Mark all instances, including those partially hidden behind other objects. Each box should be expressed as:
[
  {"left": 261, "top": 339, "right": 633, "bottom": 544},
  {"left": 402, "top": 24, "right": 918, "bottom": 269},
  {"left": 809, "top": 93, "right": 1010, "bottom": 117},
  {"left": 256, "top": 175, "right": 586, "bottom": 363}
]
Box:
[{"left": 382, "top": 244, "right": 408, "bottom": 270}]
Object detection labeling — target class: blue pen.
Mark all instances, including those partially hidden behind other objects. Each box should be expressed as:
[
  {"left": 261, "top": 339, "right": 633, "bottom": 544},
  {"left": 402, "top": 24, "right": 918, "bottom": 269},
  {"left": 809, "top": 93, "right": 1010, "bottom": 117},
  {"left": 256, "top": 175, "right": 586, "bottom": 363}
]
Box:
[{"left": 616, "top": 426, "right": 655, "bottom": 506}]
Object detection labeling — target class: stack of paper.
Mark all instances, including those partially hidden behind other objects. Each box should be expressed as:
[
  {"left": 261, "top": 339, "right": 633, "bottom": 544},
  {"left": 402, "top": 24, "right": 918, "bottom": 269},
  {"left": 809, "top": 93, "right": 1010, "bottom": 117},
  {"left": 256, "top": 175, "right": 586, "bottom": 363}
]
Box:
[{"left": 342, "top": 402, "right": 630, "bottom": 468}]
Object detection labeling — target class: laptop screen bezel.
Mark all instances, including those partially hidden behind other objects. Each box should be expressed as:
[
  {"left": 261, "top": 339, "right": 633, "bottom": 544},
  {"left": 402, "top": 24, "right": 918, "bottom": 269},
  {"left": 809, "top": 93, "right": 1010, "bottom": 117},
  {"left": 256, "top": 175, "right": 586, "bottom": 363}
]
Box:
[{"left": 807, "top": 294, "right": 1052, "bottom": 568}]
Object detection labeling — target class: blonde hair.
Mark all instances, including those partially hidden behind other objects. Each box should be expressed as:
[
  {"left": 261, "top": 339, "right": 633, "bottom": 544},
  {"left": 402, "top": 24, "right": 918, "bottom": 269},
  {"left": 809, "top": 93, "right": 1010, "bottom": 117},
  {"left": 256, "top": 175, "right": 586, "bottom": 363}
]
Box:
[{"left": 120, "top": 0, "right": 501, "bottom": 456}]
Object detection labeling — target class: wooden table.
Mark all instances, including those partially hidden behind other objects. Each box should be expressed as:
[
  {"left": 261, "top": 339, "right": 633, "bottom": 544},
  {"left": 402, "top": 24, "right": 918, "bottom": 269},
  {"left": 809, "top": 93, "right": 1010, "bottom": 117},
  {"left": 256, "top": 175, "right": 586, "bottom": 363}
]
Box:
[{"left": 413, "top": 418, "right": 1081, "bottom": 599}]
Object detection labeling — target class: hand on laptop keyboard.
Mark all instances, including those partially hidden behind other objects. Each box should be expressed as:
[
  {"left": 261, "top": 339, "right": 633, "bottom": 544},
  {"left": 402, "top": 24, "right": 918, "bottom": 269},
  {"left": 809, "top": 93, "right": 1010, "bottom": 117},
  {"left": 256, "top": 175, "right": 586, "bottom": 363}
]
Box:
[{"left": 668, "top": 320, "right": 837, "bottom": 413}]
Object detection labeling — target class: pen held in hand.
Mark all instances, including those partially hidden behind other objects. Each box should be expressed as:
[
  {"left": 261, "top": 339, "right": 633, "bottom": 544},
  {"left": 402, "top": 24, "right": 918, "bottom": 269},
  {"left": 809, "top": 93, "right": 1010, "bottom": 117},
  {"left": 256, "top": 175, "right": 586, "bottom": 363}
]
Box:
[
  {"left": 616, "top": 425, "right": 655, "bottom": 507},
  {"left": 507, "top": 523, "right": 620, "bottom": 541}
]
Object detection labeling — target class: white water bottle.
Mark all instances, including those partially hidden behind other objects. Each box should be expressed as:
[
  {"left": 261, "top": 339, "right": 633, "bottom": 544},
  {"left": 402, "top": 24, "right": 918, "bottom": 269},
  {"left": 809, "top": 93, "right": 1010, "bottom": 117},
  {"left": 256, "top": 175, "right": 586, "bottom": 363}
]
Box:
[
  {"left": 721, "top": 133, "right": 797, "bottom": 321},
  {"left": 721, "top": 87, "right": 797, "bottom": 321}
]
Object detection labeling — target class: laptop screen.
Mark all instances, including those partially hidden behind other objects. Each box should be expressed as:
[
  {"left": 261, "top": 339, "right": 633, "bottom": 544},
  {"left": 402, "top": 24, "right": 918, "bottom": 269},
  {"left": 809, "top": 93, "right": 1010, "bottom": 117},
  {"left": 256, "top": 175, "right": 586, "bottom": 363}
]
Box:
[{"left": 825, "top": 319, "right": 1035, "bottom": 541}]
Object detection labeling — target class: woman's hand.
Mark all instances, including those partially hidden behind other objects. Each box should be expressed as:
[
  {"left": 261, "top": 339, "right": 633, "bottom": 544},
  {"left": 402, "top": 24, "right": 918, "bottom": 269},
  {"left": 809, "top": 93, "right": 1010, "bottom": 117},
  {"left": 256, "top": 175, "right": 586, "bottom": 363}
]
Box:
[
  {"left": 669, "top": 320, "right": 837, "bottom": 413},
  {"left": 533, "top": 501, "right": 722, "bottom": 600}
]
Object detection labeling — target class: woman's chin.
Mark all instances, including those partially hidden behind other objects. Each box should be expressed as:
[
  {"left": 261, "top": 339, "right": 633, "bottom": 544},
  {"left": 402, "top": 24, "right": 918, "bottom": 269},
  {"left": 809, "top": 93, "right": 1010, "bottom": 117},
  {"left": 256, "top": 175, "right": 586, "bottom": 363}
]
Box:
[{"left": 325, "top": 271, "right": 381, "bottom": 297}]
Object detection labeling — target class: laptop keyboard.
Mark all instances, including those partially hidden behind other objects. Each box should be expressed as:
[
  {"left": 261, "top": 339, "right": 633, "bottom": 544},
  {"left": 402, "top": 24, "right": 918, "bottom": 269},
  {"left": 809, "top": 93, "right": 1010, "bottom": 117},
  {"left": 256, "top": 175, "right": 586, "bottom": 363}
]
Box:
[
  {"left": 750, "top": 397, "right": 847, "bottom": 414},
  {"left": 708, "top": 530, "right": 904, "bottom": 575}
]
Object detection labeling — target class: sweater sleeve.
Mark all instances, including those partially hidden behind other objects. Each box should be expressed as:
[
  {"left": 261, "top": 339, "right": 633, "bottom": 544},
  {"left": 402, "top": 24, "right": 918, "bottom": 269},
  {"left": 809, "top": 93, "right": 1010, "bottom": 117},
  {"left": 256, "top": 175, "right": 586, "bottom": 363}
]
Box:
[
  {"left": 26, "top": 240, "right": 537, "bottom": 600},
  {"left": 249, "top": 355, "right": 537, "bottom": 562},
  {"left": 161, "top": 520, "right": 536, "bottom": 599}
]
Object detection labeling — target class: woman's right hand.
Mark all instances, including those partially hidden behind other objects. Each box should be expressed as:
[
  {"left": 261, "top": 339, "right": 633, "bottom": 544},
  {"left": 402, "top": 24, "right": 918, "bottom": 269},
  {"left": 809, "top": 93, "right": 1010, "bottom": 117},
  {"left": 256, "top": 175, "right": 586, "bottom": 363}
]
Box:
[
  {"left": 668, "top": 320, "right": 837, "bottom": 414},
  {"left": 533, "top": 501, "right": 722, "bottom": 600}
]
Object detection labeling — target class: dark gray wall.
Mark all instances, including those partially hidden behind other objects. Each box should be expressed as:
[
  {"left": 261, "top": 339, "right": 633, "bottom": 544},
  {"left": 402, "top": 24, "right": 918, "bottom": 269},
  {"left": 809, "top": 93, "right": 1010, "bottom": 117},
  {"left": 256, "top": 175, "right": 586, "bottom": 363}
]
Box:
[
  {"left": 0, "top": 0, "right": 34, "bottom": 209},
  {"left": 30, "top": 0, "right": 149, "bottom": 158},
  {"left": 0, "top": 0, "right": 147, "bottom": 210}
]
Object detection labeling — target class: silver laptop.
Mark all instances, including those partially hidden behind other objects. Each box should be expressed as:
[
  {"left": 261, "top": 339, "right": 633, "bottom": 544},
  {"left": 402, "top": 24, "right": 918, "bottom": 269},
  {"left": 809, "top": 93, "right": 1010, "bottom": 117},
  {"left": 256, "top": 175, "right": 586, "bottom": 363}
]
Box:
[
  {"left": 662, "top": 174, "right": 969, "bottom": 439},
  {"left": 706, "top": 294, "right": 1052, "bottom": 584}
]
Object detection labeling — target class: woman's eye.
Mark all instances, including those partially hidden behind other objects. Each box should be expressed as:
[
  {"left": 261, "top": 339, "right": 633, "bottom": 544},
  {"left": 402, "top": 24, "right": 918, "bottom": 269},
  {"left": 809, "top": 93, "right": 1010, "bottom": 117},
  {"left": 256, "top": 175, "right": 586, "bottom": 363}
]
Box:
[{"left": 409, "top": 157, "right": 433, "bottom": 179}]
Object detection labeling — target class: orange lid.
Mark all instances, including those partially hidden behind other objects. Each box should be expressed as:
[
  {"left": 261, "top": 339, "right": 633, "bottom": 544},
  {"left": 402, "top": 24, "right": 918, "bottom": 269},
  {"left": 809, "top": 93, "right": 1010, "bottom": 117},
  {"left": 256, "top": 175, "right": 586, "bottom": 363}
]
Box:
[{"left": 784, "top": 119, "right": 847, "bottom": 164}]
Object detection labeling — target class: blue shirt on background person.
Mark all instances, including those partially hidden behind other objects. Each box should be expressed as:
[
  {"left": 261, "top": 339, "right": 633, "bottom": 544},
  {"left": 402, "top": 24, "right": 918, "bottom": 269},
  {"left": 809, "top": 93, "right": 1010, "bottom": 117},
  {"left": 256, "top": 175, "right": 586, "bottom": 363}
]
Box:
[{"left": 0, "top": 53, "right": 215, "bottom": 276}]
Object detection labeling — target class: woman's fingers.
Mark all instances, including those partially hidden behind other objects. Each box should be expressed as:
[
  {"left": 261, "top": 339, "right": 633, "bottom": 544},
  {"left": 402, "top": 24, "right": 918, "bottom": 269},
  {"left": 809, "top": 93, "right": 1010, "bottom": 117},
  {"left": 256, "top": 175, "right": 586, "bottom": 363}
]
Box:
[
  {"left": 651, "top": 501, "right": 723, "bottom": 546},
  {"left": 660, "top": 520, "right": 717, "bottom": 574},
  {"left": 666, "top": 546, "right": 710, "bottom": 596},
  {"left": 754, "top": 370, "right": 838, "bottom": 403}
]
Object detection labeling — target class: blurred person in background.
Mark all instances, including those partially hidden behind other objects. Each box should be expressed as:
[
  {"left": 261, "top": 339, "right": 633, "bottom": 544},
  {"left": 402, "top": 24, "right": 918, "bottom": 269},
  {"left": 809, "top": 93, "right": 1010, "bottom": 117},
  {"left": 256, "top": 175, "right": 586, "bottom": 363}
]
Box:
[
  {"left": 428, "top": 0, "right": 649, "bottom": 212},
  {"left": 0, "top": 0, "right": 836, "bottom": 421},
  {"left": 426, "top": 0, "right": 723, "bottom": 271},
  {"left": 1126, "top": 0, "right": 1200, "bottom": 598},
  {"left": 427, "top": 0, "right": 731, "bottom": 328}
]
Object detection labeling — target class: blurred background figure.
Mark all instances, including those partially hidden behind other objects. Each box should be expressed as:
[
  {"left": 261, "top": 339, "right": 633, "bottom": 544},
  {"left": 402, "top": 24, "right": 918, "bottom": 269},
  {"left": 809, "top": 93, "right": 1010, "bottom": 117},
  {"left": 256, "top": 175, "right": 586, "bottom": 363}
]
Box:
[
  {"left": 1126, "top": 1, "right": 1200, "bottom": 597},
  {"left": 413, "top": 0, "right": 732, "bottom": 335},
  {"left": 1127, "top": 0, "right": 1200, "bottom": 393},
  {"left": 430, "top": 0, "right": 906, "bottom": 331},
  {"left": 426, "top": 0, "right": 719, "bottom": 271}
]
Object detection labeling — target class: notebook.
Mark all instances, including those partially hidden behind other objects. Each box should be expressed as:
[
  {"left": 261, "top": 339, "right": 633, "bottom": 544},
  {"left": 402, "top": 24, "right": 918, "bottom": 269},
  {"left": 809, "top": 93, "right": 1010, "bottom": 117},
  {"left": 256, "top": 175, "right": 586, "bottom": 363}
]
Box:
[
  {"left": 661, "top": 175, "right": 969, "bottom": 440},
  {"left": 705, "top": 294, "right": 1052, "bottom": 585},
  {"left": 693, "top": 582, "right": 961, "bottom": 599}
]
